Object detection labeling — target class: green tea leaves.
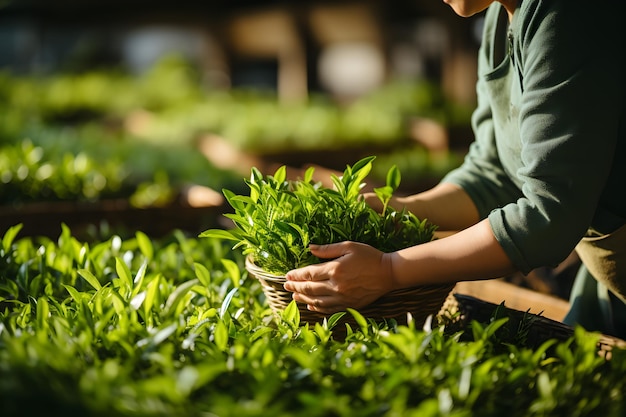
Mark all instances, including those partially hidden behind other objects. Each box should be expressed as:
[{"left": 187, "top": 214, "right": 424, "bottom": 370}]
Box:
[
  {"left": 213, "top": 319, "right": 229, "bottom": 351},
  {"left": 164, "top": 279, "right": 199, "bottom": 316},
  {"left": 1, "top": 223, "right": 22, "bottom": 255},
  {"left": 221, "top": 259, "right": 241, "bottom": 288},
  {"left": 386, "top": 164, "right": 401, "bottom": 191},
  {"left": 199, "top": 228, "right": 240, "bottom": 242},
  {"left": 202, "top": 156, "right": 436, "bottom": 274},
  {"left": 194, "top": 262, "right": 212, "bottom": 287},
  {"left": 219, "top": 287, "right": 239, "bottom": 318},
  {"left": 115, "top": 257, "right": 133, "bottom": 294},
  {"left": 272, "top": 164, "right": 287, "bottom": 185},
  {"left": 136, "top": 231, "right": 154, "bottom": 260},
  {"left": 78, "top": 268, "right": 102, "bottom": 291},
  {"left": 0, "top": 226, "right": 625, "bottom": 416}
]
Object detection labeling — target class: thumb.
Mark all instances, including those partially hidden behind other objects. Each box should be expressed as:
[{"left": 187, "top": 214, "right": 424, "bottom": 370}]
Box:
[{"left": 309, "top": 241, "right": 352, "bottom": 260}]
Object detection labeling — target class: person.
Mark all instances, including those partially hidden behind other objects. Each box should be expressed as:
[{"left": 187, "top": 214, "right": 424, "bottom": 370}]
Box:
[{"left": 283, "top": 0, "right": 626, "bottom": 340}]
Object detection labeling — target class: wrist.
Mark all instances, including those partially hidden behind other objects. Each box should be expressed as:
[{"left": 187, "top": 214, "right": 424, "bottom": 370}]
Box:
[{"left": 381, "top": 252, "right": 399, "bottom": 292}]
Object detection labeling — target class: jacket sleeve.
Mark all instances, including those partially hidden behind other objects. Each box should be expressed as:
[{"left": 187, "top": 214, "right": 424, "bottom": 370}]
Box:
[{"left": 446, "top": 0, "right": 625, "bottom": 273}]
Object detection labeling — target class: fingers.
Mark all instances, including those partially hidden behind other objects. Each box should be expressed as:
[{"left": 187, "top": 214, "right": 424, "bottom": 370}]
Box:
[
  {"left": 283, "top": 278, "right": 332, "bottom": 296},
  {"left": 308, "top": 241, "right": 352, "bottom": 260},
  {"left": 285, "top": 242, "right": 351, "bottom": 282},
  {"left": 282, "top": 241, "right": 386, "bottom": 314},
  {"left": 285, "top": 263, "right": 328, "bottom": 283},
  {"left": 283, "top": 276, "right": 342, "bottom": 313},
  {"left": 291, "top": 293, "right": 339, "bottom": 314}
]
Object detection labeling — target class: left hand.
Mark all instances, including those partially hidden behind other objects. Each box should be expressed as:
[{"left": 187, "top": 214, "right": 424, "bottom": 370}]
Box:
[{"left": 283, "top": 241, "right": 393, "bottom": 314}]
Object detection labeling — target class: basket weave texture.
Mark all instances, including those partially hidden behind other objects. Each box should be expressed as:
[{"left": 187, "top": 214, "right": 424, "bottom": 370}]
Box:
[
  {"left": 245, "top": 256, "right": 455, "bottom": 327},
  {"left": 443, "top": 293, "right": 626, "bottom": 357}
]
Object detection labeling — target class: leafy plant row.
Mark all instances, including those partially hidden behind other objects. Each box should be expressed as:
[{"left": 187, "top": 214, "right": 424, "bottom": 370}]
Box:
[
  {"left": 0, "top": 56, "right": 471, "bottom": 154},
  {"left": 0, "top": 131, "right": 244, "bottom": 207},
  {"left": 0, "top": 139, "right": 130, "bottom": 204},
  {"left": 0, "top": 224, "right": 624, "bottom": 416}
]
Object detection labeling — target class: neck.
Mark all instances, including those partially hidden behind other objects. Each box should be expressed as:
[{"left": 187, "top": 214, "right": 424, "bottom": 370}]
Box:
[{"left": 499, "top": 0, "right": 518, "bottom": 21}]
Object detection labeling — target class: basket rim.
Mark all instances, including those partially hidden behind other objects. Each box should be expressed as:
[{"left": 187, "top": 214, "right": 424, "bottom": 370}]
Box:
[{"left": 245, "top": 256, "right": 286, "bottom": 283}]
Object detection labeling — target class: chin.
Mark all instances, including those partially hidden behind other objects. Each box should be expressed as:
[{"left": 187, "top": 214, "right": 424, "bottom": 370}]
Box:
[
  {"left": 450, "top": 7, "right": 479, "bottom": 17},
  {"left": 443, "top": 0, "right": 483, "bottom": 17}
]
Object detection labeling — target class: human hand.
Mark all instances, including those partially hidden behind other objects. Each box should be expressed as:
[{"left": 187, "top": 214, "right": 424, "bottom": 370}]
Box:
[{"left": 283, "top": 241, "right": 394, "bottom": 314}]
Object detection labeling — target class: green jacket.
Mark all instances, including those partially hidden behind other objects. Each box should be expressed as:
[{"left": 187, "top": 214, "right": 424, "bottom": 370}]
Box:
[{"left": 443, "top": 0, "right": 626, "bottom": 274}]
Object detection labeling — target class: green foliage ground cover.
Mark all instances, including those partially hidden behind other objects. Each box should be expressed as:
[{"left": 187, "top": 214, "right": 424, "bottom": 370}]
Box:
[{"left": 0, "top": 224, "right": 624, "bottom": 417}]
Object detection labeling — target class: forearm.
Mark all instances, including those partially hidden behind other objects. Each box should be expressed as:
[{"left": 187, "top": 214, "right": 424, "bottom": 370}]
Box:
[
  {"left": 393, "top": 182, "right": 480, "bottom": 231},
  {"left": 387, "top": 218, "right": 516, "bottom": 289}
]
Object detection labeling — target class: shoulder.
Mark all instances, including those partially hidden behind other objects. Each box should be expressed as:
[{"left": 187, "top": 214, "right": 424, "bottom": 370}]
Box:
[
  {"left": 515, "top": 0, "right": 620, "bottom": 43},
  {"left": 513, "top": 0, "right": 622, "bottom": 74}
]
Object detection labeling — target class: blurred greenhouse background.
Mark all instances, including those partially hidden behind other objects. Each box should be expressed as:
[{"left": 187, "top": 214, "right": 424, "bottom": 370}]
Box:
[{"left": 0, "top": 0, "right": 485, "bottom": 239}]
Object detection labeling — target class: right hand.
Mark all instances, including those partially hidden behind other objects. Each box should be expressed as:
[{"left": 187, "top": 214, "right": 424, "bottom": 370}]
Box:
[{"left": 283, "top": 242, "right": 394, "bottom": 313}]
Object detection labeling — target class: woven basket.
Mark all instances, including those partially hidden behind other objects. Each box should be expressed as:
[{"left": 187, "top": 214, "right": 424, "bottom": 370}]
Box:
[
  {"left": 442, "top": 293, "right": 626, "bottom": 357},
  {"left": 245, "top": 256, "right": 455, "bottom": 329}
]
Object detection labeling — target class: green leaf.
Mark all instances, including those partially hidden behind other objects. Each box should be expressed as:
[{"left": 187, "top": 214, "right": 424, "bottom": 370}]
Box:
[
  {"left": 194, "top": 262, "right": 212, "bottom": 287},
  {"left": 303, "top": 166, "right": 315, "bottom": 183},
  {"left": 78, "top": 269, "right": 102, "bottom": 291},
  {"left": 199, "top": 229, "right": 240, "bottom": 241},
  {"left": 221, "top": 259, "right": 241, "bottom": 288},
  {"left": 214, "top": 320, "right": 229, "bottom": 351},
  {"left": 208, "top": 157, "right": 435, "bottom": 274},
  {"left": 532, "top": 339, "right": 558, "bottom": 363},
  {"left": 273, "top": 165, "right": 287, "bottom": 185},
  {"left": 135, "top": 231, "right": 154, "bottom": 260},
  {"left": 219, "top": 287, "right": 239, "bottom": 318},
  {"left": 221, "top": 213, "right": 253, "bottom": 232},
  {"left": 130, "top": 290, "right": 146, "bottom": 310},
  {"left": 275, "top": 221, "right": 309, "bottom": 247},
  {"left": 36, "top": 296, "right": 50, "bottom": 331},
  {"left": 374, "top": 185, "right": 393, "bottom": 205},
  {"left": 164, "top": 279, "right": 199, "bottom": 315},
  {"left": 228, "top": 194, "right": 257, "bottom": 206},
  {"left": 351, "top": 156, "right": 376, "bottom": 174},
  {"left": 223, "top": 188, "right": 242, "bottom": 211},
  {"left": 347, "top": 308, "right": 368, "bottom": 335},
  {"left": 144, "top": 274, "right": 161, "bottom": 317},
  {"left": 115, "top": 257, "right": 133, "bottom": 292},
  {"left": 249, "top": 167, "right": 264, "bottom": 202},
  {"left": 329, "top": 224, "right": 350, "bottom": 240},
  {"left": 137, "top": 322, "right": 178, "bottom": 348},
  {"left": 1, "top": 223, "right": 22, "bottom": 254},
  {"left": 536, "top": 371, "right": 553, "bottom": 399},
  {"left": 330, "top": 173, "right": 345, "bottom": 195},
  {"left": 250, "top": 326, "right": 274, "bottom": 342},
  {"left": 63, "top": 284, "right": 83, "bottom": 303},
  {"left": 132, "top": 260, "right": 148, "bottom": 294},
  {"left": 327, "top": 311, "right": 347, "bottom": 329},
  {"left": 79, "top": 297, "right": 94, "bottom": 329},
  {"left": 386, "top": 164, "right": 401, "bottom": 191},
  {"left": 282, "top": 300, "right": 301, "bottom": 326}
]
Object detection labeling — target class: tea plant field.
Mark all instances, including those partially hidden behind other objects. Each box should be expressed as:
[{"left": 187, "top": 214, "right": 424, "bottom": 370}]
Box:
[{"left": 0, "top": 224, "right": 624, "bottom": 417}]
